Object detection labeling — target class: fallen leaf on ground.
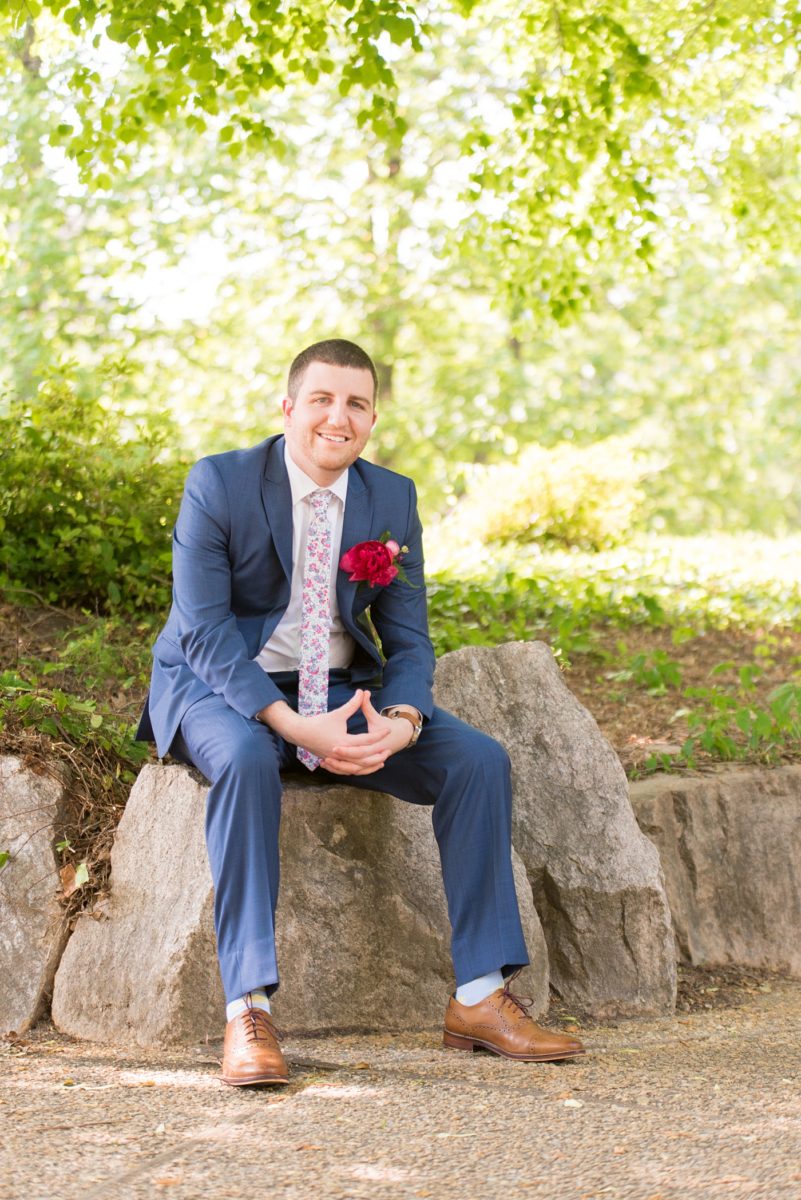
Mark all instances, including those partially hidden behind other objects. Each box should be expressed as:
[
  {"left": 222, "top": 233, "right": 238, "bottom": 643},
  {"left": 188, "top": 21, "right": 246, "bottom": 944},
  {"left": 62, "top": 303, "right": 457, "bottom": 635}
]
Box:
[
  {"left": 60, "top": 864, "right": 77, "bottom": 896},
  {"left": 60, "top": 862, "right": 89, "bottom": 896}
]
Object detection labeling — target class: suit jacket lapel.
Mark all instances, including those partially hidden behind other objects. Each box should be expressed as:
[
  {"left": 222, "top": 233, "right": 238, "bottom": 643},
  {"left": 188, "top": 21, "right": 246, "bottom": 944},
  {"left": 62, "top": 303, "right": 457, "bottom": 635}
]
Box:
[
  {"left": 337, "top": 463, "right": 373, "bottom": 621},
  {"left": 260, "top": 436, "right": 293, "bottom": 582}
]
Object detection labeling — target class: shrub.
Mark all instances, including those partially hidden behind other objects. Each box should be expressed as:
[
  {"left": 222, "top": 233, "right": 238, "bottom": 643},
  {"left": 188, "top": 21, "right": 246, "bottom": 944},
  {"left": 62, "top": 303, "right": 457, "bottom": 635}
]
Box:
[
  {"left": 0, "top": 370, "right": 186, "bottom": 613},
  {"left": 442, "top": 436, "right": 648, "bottom": 552}
]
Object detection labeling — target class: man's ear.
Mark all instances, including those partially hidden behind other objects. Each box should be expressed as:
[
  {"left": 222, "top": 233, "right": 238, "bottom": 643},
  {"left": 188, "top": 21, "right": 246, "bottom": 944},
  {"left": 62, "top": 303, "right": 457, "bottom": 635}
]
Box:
[{"left": 282, "top": 395, "right": 294, "bottom": 420}]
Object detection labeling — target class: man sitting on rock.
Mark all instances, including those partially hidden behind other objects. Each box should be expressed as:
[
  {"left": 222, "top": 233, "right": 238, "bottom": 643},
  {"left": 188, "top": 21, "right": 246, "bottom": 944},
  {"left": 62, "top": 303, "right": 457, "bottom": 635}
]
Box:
[{"left": 138, "top": 338, "right": 585, "bottom": 1085}]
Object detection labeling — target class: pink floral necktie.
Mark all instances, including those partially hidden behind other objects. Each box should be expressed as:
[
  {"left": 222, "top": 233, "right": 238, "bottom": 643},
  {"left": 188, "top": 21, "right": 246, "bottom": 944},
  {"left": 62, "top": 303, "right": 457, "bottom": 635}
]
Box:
[{"left": 297, "top": 489, "right": 334, "bottom": 769}]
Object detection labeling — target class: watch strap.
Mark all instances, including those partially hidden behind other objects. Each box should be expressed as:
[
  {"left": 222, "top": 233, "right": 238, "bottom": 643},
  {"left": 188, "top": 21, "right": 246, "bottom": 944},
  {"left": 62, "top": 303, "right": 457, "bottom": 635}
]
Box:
[{"left": 383, "top": 706, "right": 423, "bottom": 746}]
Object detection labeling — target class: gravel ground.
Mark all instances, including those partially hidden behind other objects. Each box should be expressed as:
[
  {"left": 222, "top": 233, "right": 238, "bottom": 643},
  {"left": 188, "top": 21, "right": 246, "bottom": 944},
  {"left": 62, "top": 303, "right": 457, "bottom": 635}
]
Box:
[{"left": 2, "top": 981, "right": 801, "bottom": 1200}]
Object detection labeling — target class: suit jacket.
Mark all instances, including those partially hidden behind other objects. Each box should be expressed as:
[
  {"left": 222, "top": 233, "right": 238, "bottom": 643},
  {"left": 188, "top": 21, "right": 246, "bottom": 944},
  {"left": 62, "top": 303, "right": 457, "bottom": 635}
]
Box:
[{"left": 138, "top": 434, "right": 436, "bottom": 758}]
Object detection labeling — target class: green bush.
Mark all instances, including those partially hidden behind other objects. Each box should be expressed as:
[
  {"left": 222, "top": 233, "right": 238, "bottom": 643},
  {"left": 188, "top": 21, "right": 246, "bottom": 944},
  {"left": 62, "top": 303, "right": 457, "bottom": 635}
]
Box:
[
  {"left": 441, "top": 436, "right": 648, "bottom": 552},
  {"left": 0, "top": 370, "right": 186, "bottom": 613}
]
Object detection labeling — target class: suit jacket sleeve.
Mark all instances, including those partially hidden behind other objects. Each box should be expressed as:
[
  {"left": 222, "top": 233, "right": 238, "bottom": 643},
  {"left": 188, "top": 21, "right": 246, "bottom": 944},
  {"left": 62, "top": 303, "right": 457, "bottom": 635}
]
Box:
[
  {"left": 367, "top": 479, "right": 436, "bottom": 719},
  {"left": 171, "top": 457, "right": 286, "bottom": 718}
]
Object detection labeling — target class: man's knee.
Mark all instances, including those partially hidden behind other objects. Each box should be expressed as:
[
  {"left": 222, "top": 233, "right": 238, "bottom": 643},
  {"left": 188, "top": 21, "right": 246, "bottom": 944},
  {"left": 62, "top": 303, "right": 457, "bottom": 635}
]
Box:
[
  {"left": 182, "top": 720, "right": 283, "bottom": 792},
  {"left": 474, "top": 730, "right": 511, "bottom": 776},
  {"left": 220, "top": 730, "right": 281, "bottom": 780},
  {"left": 448, "top": 722, "right": 511, "bottom": 779},
  {"left": 491, "top": 732, "right": 511, "bottom": 769}
]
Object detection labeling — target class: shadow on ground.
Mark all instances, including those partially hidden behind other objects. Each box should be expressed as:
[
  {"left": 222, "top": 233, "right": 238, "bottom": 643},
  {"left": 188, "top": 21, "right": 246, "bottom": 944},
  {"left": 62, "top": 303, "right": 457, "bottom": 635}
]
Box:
[{"left": 3, "top": 971, "right": 800, "bottom": 1200}]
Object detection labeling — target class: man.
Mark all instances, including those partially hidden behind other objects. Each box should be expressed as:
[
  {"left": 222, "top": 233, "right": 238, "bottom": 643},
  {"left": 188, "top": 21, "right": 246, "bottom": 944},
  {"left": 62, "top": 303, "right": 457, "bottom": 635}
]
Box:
[{"left": 138, "top": 338, "right": 585, "bottom": 1085}]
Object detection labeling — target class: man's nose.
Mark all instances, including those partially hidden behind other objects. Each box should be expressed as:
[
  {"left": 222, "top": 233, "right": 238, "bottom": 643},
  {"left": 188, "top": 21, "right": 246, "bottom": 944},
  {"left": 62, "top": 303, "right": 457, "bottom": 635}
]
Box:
[{"left": 326, "top": 400, "right": 350, "bottom": 426}]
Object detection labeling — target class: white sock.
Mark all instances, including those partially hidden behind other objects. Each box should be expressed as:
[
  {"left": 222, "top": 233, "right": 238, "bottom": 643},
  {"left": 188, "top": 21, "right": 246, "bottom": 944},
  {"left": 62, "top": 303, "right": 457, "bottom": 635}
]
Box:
[
  {"left": 226, "top": 989, "right": 271, "bottom": 1021},
  {"left": 455, "top": 970, "right": 504, "bottom": 1006}
]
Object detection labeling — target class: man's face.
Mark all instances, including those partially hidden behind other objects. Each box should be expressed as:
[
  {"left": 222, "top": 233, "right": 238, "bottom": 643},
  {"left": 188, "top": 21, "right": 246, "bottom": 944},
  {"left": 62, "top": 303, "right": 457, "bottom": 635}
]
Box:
[{"left": 282, "top": 360, "right": 377, "bottom": 485}]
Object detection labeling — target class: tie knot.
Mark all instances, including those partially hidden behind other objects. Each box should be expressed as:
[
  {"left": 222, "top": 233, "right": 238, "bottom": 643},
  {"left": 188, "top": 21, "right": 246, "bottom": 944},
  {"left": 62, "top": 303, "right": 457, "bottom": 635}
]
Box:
[{"left": 310, "top": 489, "right": 332, "bottom": 515}]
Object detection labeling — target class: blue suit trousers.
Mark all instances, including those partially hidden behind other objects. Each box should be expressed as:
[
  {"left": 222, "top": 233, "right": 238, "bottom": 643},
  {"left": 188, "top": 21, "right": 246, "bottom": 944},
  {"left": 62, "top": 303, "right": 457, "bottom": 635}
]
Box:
[{"left": 172, "top": 672, "right": 530, "bottom": 1002}]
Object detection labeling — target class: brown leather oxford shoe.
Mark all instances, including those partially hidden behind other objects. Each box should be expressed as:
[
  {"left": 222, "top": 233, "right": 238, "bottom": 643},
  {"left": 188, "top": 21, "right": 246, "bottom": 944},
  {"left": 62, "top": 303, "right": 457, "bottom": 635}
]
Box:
[
  {"left": 444, "top": 975, "right": 586, "bottom": 1062},
  {"left": 221, "top": 1004, "right": 289, "bottom": 1087}
]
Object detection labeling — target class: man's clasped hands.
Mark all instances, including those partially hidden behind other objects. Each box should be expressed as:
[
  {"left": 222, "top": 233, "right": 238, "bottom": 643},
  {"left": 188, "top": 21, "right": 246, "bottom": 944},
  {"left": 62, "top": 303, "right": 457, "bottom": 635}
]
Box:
[{"left": 256, "top": 688, "right": 413, "bottom": 775}]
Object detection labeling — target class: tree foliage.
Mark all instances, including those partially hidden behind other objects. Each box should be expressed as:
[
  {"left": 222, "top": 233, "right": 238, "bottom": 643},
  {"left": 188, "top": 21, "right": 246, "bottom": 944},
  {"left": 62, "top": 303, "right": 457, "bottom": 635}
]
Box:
[
  {"left": 3, "top": 0, "right": 801, "bottom": 317},
  {"left": 2, "top": 0, "right": 801, "bottom": 540},
  {"left": 1, "top": 0, "right": 424, "bottom": 169}
]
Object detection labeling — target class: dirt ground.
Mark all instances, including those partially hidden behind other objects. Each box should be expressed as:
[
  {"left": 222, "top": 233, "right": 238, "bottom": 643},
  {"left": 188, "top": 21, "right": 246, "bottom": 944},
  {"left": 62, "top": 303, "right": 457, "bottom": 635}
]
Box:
[
  {"left": 5, "top": 600, "right": 801, "bottom": 772},
  {"left": 3, "top": 973, "right": 800, "bottom": 1200},
  {"left": 558, "top": 621, "right": 801, "bottom": 773}
]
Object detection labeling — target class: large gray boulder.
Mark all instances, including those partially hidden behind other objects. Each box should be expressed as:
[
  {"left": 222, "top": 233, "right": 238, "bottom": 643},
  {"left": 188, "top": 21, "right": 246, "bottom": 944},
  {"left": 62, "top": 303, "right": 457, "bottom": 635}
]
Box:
[
  {"left": 630, "top": 766, "right": 801, "bottom": 975},
  {"left": 273, "top": 781, "right": 548, "bottom": 1031},
  {"left": 51, "top": 765, "right": 222, "bottom": 1046},
  {"left": 52, "top": 762, "right": 548, "bottom": 1046},
  {"left": 434, "top": 642, "right": 676, "bottom": 1016},
  {"left": 0, "top": 756, "right": 70, "bottom": 1033}
]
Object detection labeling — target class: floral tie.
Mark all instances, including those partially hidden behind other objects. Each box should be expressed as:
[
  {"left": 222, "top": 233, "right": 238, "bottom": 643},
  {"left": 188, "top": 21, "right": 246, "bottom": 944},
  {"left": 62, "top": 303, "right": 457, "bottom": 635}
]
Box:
[{"left": 297, "top": 489, "right": 333, "bottom": 769}]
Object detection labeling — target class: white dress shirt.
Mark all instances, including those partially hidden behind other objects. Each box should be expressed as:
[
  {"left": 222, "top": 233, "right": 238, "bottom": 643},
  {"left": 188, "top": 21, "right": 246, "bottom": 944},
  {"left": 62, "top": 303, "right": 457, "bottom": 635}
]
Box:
[{"left": 254, "top": 447, "right": 355, "bottom": 673}]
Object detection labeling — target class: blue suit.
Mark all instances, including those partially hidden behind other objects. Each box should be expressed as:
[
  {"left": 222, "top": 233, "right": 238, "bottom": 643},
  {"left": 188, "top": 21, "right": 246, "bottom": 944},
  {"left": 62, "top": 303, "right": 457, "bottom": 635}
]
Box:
[{"left": 139, "top": 435, "right": 529, "bottom": 1002}]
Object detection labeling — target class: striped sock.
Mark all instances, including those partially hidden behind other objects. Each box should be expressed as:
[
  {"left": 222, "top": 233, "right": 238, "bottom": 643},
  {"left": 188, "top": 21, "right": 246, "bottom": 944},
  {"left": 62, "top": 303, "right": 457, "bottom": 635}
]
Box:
[{"left": 226, "top": 989, "right": 271, "bottom": 1021}]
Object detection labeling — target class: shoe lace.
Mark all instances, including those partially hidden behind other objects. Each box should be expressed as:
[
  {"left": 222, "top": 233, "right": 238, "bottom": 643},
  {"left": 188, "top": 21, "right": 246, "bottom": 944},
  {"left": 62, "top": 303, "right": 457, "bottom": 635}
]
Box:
[
  {"left": 499, "top": 970, "right": 534, "bottom": 1018},
  {"left": 243, "top": 999, "right": 284, "bottom": 1043}
]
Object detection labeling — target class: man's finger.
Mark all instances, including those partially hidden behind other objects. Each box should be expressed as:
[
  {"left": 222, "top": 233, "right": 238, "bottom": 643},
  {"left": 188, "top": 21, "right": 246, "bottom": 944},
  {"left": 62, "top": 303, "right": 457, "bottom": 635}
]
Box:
[
  {"left": 332, "top": 730, "right": 386, "bottom": 747},
  {"left": 319, "top": 757, "right": 355, "bottom": 774},
  {"left": 330, "top": 736, "right": 391, "bottom": 757},
  {"left": 329, "top": 746, "right": 388, "bottom": 766},
  {"left": 334, "top": 690, "right": 364, "bottom": 717},
  {"left": 360, "top": 695, "right": 385, "bottom": 725},
  {"left": 320, "top": 756, "right": 384, "bottom": 776},
  {"left": 318, "top": 759, "right": 351, "bottom": 775}
]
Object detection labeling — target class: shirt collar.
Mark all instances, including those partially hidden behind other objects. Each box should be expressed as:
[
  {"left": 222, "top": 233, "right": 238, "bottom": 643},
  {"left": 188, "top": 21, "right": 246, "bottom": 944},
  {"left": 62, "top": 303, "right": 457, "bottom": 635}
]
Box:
[{"left": 284, "top": 443, "right": 348, "bottom": 507}]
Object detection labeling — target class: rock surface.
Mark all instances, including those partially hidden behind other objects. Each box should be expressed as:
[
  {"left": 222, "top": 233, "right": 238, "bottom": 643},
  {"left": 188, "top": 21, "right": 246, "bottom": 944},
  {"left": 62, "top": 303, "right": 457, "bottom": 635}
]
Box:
[
  {"left": 434, "top": 642, "right": 677, "bottom": 1016},
  {"left": 273, "top": 782, "right": 548, "bottom": 1031},
  {"left": 52, "top": 763, "right": 548, "bottom": 1046},
  {"left": 52, "top": 765, "right": 223, "bottom": 1046},
  {"left": 0, "top": 756, "right": 70, "bottom": 1033},
  {"left": 630, "top": 766, "right": 801, "bottom": 975}
]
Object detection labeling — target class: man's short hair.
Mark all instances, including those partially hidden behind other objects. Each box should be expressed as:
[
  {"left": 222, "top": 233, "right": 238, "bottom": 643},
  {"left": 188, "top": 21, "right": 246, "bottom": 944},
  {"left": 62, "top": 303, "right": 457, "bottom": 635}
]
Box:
[{"left": 287, "top": 339, "right": 379, "bottom": 404}]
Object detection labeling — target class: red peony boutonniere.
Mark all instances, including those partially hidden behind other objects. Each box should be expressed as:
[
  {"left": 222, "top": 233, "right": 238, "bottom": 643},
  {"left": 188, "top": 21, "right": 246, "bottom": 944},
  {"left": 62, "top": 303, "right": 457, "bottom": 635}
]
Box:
[{"left": 339, "top": 530, "right": 415, "bottom": 588}]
